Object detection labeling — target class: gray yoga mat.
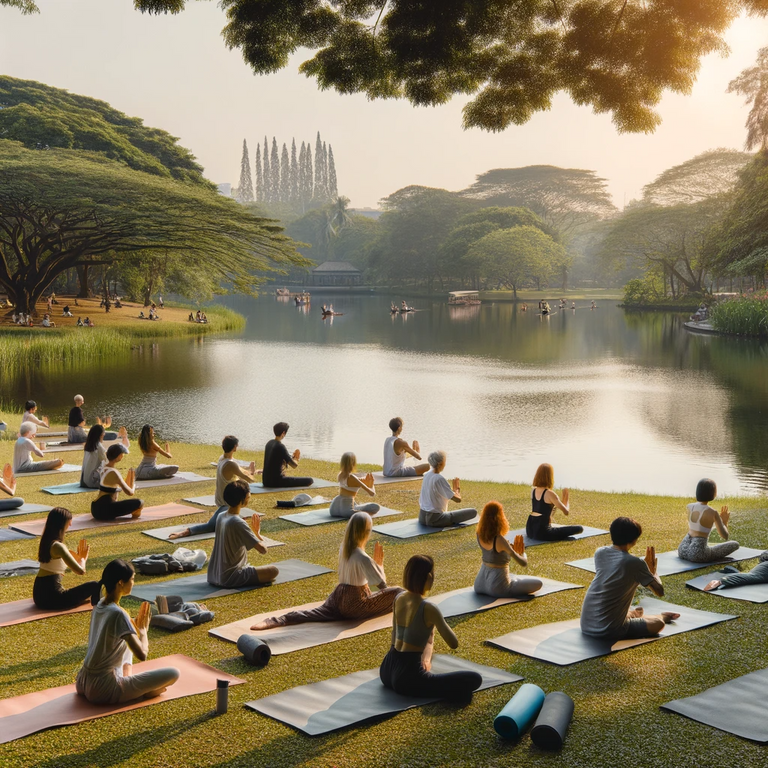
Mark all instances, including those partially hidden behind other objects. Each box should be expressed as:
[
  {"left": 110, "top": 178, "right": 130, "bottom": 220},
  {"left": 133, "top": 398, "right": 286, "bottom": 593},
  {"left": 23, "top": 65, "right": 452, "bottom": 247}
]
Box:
[
  {"left": 487, "top": 597, "right": 737, "bottom": 665},
  {"left": 129, "top": 559, "right": 333, "bottom": 603},
  {"left": 17, "top": 464, "right": 81, "bottom": 480},
  {"left": 661, "top": 667, "right": 768, "bottom": 743},
  {"left": 0, "top": 503, "right": 52, "bottom": 519},
  {"left": 370, "top": 472, "right": 423, "bottom": 486},
  {"left": 566, "top": 546, "right": 764, "bottom": 576},
  {"left": 41, "top": 471, "right": 212, "bottom": 496},
  {"left": 140, "top": 509, "right": 265, "bottom": 542},
  {"left": 372, "top": 515, "right": 479, "bottom": 539},
  {"left": 280, "top": 506, "right": 404, "bottom": 527},
  {"left": 249, "top": 478, "right": 336, "bottom": 495},
  {"left": 686, "top": 570, "right": 768, "bottom": 603},
  {"left": 507, "top": 526, "right": 608, "bottom": 547},
  {"left": 0, "top": 528, "right": 35, "bottom": 542},
  {"left": 247, "top": 655, "right": 522, "bottom": 735},
  {"left": 0, "top": 559, "right": 40, "bottom": 578}
]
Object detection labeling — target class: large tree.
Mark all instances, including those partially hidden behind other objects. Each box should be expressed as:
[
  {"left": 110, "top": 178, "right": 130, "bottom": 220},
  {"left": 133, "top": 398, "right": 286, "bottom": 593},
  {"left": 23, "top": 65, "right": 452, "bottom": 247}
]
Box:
[
  {"left": 237, "top": 138, "right": 254, "bottom": 202},
  {"left": 23, "top": 0, "right": 760, "bottom": 134},
  {"left": 728, "top": 47, "right": 768, "bottom": 151}
]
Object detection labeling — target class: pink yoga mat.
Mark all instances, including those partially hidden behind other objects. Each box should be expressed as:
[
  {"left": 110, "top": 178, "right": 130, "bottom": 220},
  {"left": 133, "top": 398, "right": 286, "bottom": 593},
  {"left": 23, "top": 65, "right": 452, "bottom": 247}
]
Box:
[
  {"left": 11, "top": 503, "right": 205, "bottom": 536},
  {"left": 0, "top": 654, "right": 245, "bottom": 744},
  {"left": 0, "top": 598, "right": 92, "bottom": 627}
]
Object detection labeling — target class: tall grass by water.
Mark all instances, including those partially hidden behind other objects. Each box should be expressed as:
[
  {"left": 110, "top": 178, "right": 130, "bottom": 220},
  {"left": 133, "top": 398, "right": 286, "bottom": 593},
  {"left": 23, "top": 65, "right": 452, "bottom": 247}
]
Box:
[{"left": 710, "top": 293, "right": 768, "bottom": 337}]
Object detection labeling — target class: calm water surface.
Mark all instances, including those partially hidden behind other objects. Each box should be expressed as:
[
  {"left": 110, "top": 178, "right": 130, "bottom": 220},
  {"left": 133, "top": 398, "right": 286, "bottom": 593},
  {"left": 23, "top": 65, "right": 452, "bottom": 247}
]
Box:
[{"left": 5, "top": 294, "right": 768, "bottom": 496}]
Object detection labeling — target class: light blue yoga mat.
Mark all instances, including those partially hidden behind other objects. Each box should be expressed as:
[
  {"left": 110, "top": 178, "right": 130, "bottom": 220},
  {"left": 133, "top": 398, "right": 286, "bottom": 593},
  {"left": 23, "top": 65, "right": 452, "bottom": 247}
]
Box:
[
  {"left": 42, "top": 471, "right": 212, "bottom": 496},
  {"left": 40, "top": 482, "right": 92, "bottom": 496}
]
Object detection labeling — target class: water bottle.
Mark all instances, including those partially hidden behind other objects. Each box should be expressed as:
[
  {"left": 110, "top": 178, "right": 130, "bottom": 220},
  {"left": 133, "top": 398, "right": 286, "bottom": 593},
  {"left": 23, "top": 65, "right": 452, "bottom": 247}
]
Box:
[{"left": 216, "top": 679, "right": 229, "bottom": 714}]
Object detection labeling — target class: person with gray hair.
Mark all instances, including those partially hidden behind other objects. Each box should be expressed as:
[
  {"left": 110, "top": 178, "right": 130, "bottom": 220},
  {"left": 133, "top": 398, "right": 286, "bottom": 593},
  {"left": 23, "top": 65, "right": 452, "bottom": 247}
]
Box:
[
  {"left": 13, "top": 423, "right": 65, "bottom": 473},
  {"left": 68, "top": 394, "right": 117, "bottom": 444},
  {"left": 418, "top": 450, "right": 477, "bottom": 528}
]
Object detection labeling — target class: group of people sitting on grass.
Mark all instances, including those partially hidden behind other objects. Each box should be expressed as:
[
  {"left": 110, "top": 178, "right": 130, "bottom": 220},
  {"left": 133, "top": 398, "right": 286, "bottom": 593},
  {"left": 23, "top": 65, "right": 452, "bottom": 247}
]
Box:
[
  {"left": 188, "top": 310, "right": 208, "bottom": 323},
  {"left": 3, "top": 400, "right": 765, "bottom": 706}
]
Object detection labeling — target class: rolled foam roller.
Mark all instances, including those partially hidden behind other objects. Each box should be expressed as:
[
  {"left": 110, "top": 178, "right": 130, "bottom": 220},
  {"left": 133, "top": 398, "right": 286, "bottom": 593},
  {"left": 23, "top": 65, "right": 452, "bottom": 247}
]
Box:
[
  {"left": 494, "top": 683, "right": 546, "bottom": 739},
  {"left": 237, "top": 633, "right": 272, "bottom": 666},
  {"left": 530, "top": 691, "right": 574, "bottom": 750}
]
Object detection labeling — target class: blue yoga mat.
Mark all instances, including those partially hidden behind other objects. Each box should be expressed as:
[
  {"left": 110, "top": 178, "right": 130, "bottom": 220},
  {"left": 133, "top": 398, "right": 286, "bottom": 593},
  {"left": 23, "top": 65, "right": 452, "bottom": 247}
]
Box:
[{"left": 40, "top": 483, "right": 92, "bottom": 496}]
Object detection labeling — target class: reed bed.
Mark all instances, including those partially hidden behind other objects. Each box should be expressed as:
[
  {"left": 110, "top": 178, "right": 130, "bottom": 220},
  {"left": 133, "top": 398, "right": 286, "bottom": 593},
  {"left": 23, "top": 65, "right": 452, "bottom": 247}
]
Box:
[{"left": 710, "top": 293, "right": 768, "bottom": 337}]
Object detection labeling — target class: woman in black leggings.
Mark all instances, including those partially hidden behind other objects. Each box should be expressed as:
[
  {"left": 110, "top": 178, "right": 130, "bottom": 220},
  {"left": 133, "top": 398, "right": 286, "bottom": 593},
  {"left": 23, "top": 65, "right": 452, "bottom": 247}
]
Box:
[
  {"left": 33, "top": 507, "right": 99, "bottom": 610},
  {"left": 91, "top": 443, "right": 144, "bottom": 521},
  {"left": 526, "top": 463, "right": 583, "bottom": 542}
]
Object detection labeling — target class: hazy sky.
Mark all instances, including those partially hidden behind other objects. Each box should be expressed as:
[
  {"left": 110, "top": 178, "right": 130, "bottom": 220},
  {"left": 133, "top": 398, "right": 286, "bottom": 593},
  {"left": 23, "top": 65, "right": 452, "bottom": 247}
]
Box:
[{"left": 1, "top": 1, "right": 766, "bottom": 208}]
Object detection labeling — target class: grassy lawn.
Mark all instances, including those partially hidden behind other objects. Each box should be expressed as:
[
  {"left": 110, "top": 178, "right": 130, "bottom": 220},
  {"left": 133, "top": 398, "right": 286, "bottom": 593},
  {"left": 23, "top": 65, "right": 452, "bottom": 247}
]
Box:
[{"left": 0, "top": 420, "right": 765, "bottom": 767}]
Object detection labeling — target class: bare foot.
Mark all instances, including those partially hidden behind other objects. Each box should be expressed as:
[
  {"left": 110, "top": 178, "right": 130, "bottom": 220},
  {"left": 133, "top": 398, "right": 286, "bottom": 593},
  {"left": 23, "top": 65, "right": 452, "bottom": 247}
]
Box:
[
  {"left": 662, "top": 612, "right": 680, "bottom": 624},
  {"left": 131, "top": 509, "right": 143, "bottom": 519},
  {"left": 168, "top": 529, "right": 189, "bottom": 539},
  {"left": 703, "top": 580, "right": 722, "bottom": 592}
]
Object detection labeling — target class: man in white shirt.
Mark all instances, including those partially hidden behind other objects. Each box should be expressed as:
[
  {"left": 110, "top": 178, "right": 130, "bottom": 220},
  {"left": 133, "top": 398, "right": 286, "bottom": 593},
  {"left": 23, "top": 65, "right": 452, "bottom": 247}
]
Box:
[
  {"left": 383, "top": 417, "right": 429, "bottom": 477},
  {"left": 13, "top": 423, "right": 64, "bottom": 473},
  {"left": 418, "top": 450, "right": 477, "bottom": 527}
]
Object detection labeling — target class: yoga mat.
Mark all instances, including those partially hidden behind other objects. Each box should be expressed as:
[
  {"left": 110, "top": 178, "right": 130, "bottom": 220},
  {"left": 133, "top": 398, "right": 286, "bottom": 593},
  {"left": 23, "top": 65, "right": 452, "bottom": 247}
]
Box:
[
  {"left": 247, "top": 655, "right": 522, "bottom": 735},
  {"left": 210, "top": 459, "right": 252, "bottom": 468},
  {"left": 494, "top": 683, "right": 546, "bottom": 739},
  {"left": 487, "top": 598, "right": 737, "bottom": 665},
  {"left": 10, "top": 503, "right": 204, "bottom": 535},
  {"left": 43, "top": 440, "right": 117, "bottom": 453},
  {"left": 566, "top": 546, "right": 764, "bottom": 576},
  {"left": 686, "top": 570, "right": 768, "bottom": 603},
  {"left": 0, "top": 503, "right": 52, "bottom": 520},
  {"left": 0, "top": 559, "right": 40, "bottom": 578},
  {"left": 507, "top": 526, "right": 608, "bottom": 547},
  {"left": 41, "top": 471, "right": 212, "bottom": 496},
  {"left": 370, "top": 472, "right": 423, "bottom": 486},
  {"left": 16, "top": 464, "right": 81, "bottom": 479},
  {"left": 209, "top": 579, "right": 581, "bottom": 652},
  {"left": 249, "top": 478, "right": 336, "bottom": 495},
  {"left": 0, "top": 597, "right": 92, "bottom": 627},
  {"left": 184, "top": 495, "right": 218, "bottom": 507},
  {"left": 0, "top": 654, "right": 244, "bottom": 744},
  {"left": 238, "top": 634, "right": 272, "bottom": 666},
  {"left": 129, "top": 559, "right": 333, "bottom": 603},
  {"left": 661, "top": 667, "right": 768, "bottom": 743},
  {"left": 372, "top": 515, "right": 479, "bottom": 539},
  {"left": 139, "top": 509, "right": 265, "bottom": 542},
  {"left": 531, "top": 691, "right": 575, "bottom": 750},
  {"left": 0, "top": 527, "right": 35, "bottom": 542},
  {"left": 280, "top": 506, "right": 404, "bottom": 527}
]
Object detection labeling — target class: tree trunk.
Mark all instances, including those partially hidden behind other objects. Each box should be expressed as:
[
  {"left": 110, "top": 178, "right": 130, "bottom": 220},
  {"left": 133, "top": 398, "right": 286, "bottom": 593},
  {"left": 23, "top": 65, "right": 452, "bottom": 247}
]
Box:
[{"left": 77, "top": 265, "right": 91, "bottom": 298}]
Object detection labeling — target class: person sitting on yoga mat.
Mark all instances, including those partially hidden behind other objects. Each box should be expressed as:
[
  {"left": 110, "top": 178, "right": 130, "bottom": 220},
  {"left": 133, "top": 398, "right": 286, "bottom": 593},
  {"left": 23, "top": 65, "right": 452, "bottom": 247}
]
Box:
[
  {"left": 169, "top": 435, "right": 258, "bottom": 539},
  {"left": 76, "top": 559, "right": 179, "bottom": 704},
  {"left": 262, "top": 422, "right": 313, "bottom": 488},
  {"left": 13, "top": 423, "right": 64, "bottom": 473},
  {"left": 329, "top": 452, "right": 381, "bottom": 518},
  {"left": 704, "top": 550, "right": 768, "bottom": 591},
  {"left": 33, "top": 507, "right": 99, "bottom": 610},
  {"left": 526, "top": 463, "right": 583, "bottom": 542},
  {"left": 380, "top": 554, "right": 482, "bottom": 700},
  {"left": 474, "top": 501, "right": 543, "bottom": 598},
  {"left": 91, "top": 444, "right": 143, "bottom": 521},
  {"left": 251, "top": 512, "right": 401, "bottom": 630},
  {"left": 21, "top": 400, "right": 50, "bottom": 431},
  {"left": 580, "top": 517, "right": 679, "bottom": 640},
  {"left": 0, "top": 463, "right": 24, "bottom": 512},
  {"left": 135, "top": 425, "right": 178, "bottom": 481},
  {"left": 678, "top": 478, "right": 739, "bottom": 563},
  {"left": 418, "top": 451, "right": 477, "bottom": 528},
  {"left": 81, "top": 424, "right": 130, "bottom": 489},
  {"left": 207, "top": 480, "right": 279, "bottom": 588},
  {"left": 68, "top": 394, "right": 117, "bottom": 444},
  {"left": 383, "top": 417, "right": 430, "bottom": 477}
]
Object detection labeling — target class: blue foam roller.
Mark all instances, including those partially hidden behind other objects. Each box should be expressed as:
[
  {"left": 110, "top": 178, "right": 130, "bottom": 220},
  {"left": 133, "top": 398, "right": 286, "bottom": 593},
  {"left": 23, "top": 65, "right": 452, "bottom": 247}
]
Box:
[{"left": 494, "top": 683, "right": 546, "bottom": 739}]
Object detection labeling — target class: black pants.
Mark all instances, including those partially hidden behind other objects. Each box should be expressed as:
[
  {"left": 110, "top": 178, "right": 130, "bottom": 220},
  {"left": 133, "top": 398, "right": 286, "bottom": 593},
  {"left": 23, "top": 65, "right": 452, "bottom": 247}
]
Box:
[
  {"left": 262, "top": 476, "right": 313, "bottom": 489},
  {"left": 33, "top": 573, "right": 99, "bottom": 610},
  {"left": 91, "top": 494, "right": 143, "bottom": 521},
  {"left": 379, "top": 647, "right": 482, "bottom": 700},
  {"left": 526, "top": 516, "right": 583, "bottom": 541}
]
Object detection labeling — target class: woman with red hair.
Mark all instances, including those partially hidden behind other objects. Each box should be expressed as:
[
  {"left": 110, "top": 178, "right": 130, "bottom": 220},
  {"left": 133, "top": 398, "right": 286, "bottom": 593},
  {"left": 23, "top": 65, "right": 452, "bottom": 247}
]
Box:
[
  {"left": 526, "top": 463, "right": 583, "bottom": 542},
  {"left": 474, "top": 501, "right": 542, "bottom": 597}
]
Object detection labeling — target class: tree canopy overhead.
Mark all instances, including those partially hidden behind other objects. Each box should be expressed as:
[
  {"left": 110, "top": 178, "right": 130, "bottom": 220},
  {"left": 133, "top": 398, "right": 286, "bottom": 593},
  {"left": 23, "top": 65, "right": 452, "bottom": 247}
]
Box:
[{"left": 4, "top": 0, "right": 764, "bottom": 134}]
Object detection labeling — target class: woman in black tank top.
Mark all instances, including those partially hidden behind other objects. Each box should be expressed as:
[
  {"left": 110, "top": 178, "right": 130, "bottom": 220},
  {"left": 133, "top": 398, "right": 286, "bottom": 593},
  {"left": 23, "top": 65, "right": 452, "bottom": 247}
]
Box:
[{"left": 526, "top": 463, "right": 583, "bottom": 542}]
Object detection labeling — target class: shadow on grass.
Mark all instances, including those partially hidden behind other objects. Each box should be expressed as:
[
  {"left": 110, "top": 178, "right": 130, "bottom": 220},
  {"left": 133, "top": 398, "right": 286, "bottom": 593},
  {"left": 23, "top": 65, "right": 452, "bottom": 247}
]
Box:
[{"left": 0, "top": 645, "right": 88, "bottom": 684}]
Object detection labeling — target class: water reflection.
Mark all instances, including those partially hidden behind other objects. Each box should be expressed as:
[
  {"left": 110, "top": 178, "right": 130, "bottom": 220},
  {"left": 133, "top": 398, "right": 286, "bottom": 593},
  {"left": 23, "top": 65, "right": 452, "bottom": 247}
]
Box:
[{"left": 3, "top": 294, "right": 767, "bottom": 496}]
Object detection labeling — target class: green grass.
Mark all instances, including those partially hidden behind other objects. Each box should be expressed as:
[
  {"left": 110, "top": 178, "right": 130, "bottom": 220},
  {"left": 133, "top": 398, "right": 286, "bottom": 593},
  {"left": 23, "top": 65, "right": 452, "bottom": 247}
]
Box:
[
  {"left": 710, "top": 294, "right": 768, "bottom": 337},
  {"left": 0, "top": 432, "right": 765, "bottom": 767}
]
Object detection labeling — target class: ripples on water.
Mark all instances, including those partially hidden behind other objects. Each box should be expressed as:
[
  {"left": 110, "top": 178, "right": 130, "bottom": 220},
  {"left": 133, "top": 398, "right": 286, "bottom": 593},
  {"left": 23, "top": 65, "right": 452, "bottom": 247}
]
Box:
[{"left": 5, "top": 294, "right": 768, "bottom": 496}]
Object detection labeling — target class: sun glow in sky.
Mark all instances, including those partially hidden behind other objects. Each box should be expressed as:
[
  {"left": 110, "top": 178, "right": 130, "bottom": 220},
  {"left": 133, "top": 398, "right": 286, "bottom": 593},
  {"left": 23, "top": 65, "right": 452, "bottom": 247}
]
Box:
[{"left": 1, "top": 1, "right": 766, "bottom": 208}]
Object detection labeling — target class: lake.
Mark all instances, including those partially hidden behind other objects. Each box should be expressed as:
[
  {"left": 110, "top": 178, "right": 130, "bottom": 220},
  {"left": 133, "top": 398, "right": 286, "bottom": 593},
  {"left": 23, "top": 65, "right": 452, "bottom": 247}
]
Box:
[{"left": 5, "top": 293, "right": 768, "bottom": 497}]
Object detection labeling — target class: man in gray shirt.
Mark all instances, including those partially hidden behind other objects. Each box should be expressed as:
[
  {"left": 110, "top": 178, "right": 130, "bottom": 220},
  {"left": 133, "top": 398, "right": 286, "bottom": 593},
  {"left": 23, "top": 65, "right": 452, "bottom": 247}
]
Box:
[{"left": 580, "top": 517, "right": 680, "bottom": 640}]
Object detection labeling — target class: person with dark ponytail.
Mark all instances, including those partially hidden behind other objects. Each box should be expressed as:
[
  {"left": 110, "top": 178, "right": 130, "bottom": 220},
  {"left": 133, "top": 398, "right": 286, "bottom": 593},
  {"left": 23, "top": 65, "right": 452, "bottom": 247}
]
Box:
[
  {"left": 81, "top": 424, "right": 130, "bottom": 489},
  {"left": 76, "top": 559, "right": 179, "bottom": 704},
  {"left": 135, "top": 425, "right": 178, "bottom": 481},
  {"left": 90, "top": 444, "right": 143, "bottom": 521},
  {"left": 33, "top": 507, "right": 99, "bottom": 610}
]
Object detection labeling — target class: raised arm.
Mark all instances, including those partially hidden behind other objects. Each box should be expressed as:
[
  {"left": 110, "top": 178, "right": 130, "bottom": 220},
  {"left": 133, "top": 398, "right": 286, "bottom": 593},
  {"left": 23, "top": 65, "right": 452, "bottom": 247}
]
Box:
[
  {"left": 348, "top": 473, "right": 377, "bottom": 497},
  {"left": 125, "top": 602, "right": 150, "bottom": 661},
  {"left": 26, "top": 413, "right": 49, "bottom": 427},
  {"left": 424, "top": 602, "right": 458, "bottom": 649},
  {"left": 51, "top": 539, "right": 88, "bottom": 576},
  {"left": 395, "top": 437, "right": 422, "bottom": 461},
  {"left": 150, "top": 440, "right": 173, "bottom": 460},
  {"left": 105, "top": 467, "right": 136, "bottom": 496},
  {"left": 545, "top": 488, "right": 570, "bottom": 515},
  {"left": 712, "top": 505, "right": 730, "bottom": 540},
  {"left": 503, "top": 534, "right": 528, "bottom": 567},
  {"left": 644, "top": 546, "right": 664, "bottom": 597}
]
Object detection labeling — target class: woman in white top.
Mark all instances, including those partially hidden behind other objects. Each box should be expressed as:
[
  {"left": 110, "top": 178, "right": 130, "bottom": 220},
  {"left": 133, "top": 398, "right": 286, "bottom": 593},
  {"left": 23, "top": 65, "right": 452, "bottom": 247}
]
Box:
[
  {"left": 21, "top": 400, "right": 50, "bottom": 431},
  {"left": 418, "top": 450, "right": 477, "bottom": 528},
  {"left": 251, "top": 512, "right": 402, "bottom": 629},
  {"left": 13, "top": 423, "right": 64, "bottom": 473},
  {"left": 678, "top": 478, "right": 739, "bottom": 563},
  {"left": 329, "top": 452, "right": 381, "bottom": 518},
  {"left": 135, "top": 425, "right": 178, "bottom": 480},
  {"left": 81, "top": 424, "right": 112, "bottom": 489},
  {"left": 76, "top": 559, "right": 179, "bottom": 704},
  {"left": 33, "top": 507, "right": 98, "bottom": 609},
  {"left": 90, "top": 444, "right": 143, "bottom": 521},
  {"left": 0, "top": 463, "right": 24, "bottom": 512}
]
